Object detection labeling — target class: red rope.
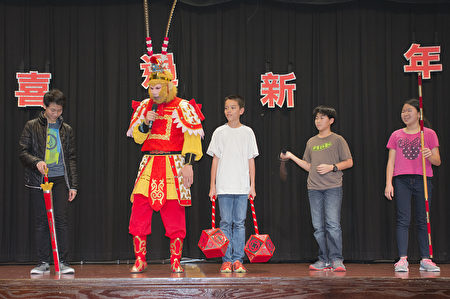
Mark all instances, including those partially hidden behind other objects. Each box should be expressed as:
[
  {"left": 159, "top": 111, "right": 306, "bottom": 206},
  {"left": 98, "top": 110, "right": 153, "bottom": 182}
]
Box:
[
  {"left": 211, "top": 196, "right": 216, "bottom": 229},
  {"left": 249, "top": 196, "right": 259, "bottom": 235}
]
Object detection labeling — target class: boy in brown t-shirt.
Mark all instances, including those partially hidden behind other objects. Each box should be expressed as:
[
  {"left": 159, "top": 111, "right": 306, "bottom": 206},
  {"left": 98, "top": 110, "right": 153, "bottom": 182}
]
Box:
[{"left": 280, "top": 105, "right": 353, "bottom": 272}]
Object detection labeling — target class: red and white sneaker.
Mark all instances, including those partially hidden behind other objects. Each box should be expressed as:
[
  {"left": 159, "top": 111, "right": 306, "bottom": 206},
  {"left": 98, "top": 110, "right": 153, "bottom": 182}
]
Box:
[
  {"left": 232, "top": 260, "right": 247, "bottom": 273},
  {"left": 420, "top": 259, "right": 440, "bottom": 272},
  {"left": 220, "top": 262, "right": 232, "bottom": 273}
]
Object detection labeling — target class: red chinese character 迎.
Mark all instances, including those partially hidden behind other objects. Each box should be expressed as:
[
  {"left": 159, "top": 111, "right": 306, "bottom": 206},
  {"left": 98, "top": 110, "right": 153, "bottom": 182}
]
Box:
[
  {"left": 403, "top": 43, "right": 442, "bottom": 79},
  {"left": 15, "top": 71, "right": 52, "bottom": 107},
  {"left": 140, "top": 53, "right": 178, "bottom": 88}
]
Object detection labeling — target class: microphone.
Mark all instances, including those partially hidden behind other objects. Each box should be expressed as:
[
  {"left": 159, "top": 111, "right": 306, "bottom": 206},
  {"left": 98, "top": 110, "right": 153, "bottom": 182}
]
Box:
[{"left": 148, "top": 103, "right": 158, "bottom": 130}]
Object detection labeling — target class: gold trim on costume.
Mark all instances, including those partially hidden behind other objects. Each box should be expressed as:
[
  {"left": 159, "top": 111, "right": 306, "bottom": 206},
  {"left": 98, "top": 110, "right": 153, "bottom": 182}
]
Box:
[
  {"left": 150, "top": 179, "right": 165, "bottom": 205},
  {"left": 131, "top": 236, "right": 148, "bottom": 273},
  {"left": 149, "top": 114, "right": 172, "bottom": 140},
  {"left": 170, "top": 237, "right": 183, "bottom": 255},
  {"left": 170, "top": 238, "right": 184, "bottom": 273},
  {"left": 133, "top": 236, "right": 147, "bottom": 255}
]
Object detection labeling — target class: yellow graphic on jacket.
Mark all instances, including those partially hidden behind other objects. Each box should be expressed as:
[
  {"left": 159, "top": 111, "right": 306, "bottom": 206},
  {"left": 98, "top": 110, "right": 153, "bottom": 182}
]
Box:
[{"left": 45, "top": 127, "right": 61, "bottom": 165}]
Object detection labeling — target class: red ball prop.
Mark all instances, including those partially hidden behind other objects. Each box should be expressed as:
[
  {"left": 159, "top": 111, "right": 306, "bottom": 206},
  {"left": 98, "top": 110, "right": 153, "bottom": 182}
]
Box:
[
  {"left": 244, "top": 233, "right": 275, "bottom": 263},
  {"left": 244, "top": 196, "right": 275, "bottom": 263},
  {"left": 198, "top": 196, "right": 229, "bottom": 258},
  {"left": 198, "top": 228, "right": 229, "bottom": 258}
]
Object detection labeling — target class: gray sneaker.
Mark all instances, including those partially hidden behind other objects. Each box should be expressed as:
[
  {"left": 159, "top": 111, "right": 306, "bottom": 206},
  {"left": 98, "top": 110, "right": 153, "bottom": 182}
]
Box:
[
  {"left": 30, "top": 262, "right": 50, "bottom": 274},
  {"left": 309, "top": 260, "right": 330, "bottom": 271},
  {"left": 332, "top": 260, "right": 346, "bottom": 272},
  {"left": 394, "top": 258, "right": 409, "bottom": 272},
  {"left": 419, "top": 259, "right": 440, "bottom": 272},
  {"left": 59, "top": 262, "right": 75, "bottom": 274}
]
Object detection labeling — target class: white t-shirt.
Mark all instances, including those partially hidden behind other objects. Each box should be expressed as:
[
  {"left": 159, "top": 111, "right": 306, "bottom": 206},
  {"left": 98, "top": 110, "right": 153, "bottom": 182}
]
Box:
[{"left": 207, "top": 124, "right": 259, "bottom": 194}]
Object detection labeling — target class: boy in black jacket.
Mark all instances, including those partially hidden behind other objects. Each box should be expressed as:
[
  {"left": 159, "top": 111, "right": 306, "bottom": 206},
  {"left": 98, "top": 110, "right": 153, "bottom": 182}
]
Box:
[{"left": 19, "top": 89, "right": 78, "bottom": 275}]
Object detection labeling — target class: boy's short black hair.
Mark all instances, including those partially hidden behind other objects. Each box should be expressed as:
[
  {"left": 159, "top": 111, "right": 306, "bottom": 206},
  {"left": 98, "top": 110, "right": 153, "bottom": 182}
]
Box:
[
  {"left": 225, "top": 95, "right": 245, "bottom": 109},
  {"left": 44, "top": 89, "right": 66, "bottom": 108},
  {"left": 313, "top": 105, "right": 337, "bottom": 122}
]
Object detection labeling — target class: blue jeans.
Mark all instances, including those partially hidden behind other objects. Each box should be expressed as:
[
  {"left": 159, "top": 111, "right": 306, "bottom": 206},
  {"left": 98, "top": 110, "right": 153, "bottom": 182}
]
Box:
[
  {"left": 218, "top": 194, "right": 248, "bottom": 263},
  {"left": 394, "top": 175, "right": 432, "bottom": 258},
  {"left": 308, "top": 187, "right": 343, "bottom": 263}
]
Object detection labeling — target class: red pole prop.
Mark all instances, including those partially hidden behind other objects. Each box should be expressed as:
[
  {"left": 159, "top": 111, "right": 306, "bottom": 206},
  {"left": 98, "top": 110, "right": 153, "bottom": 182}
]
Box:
[
  {"left": 41, "top": 169, "right": 61, "bottom": 274},
  {"left": 417, "top": 73, "right": 433, "bottom": 258}
]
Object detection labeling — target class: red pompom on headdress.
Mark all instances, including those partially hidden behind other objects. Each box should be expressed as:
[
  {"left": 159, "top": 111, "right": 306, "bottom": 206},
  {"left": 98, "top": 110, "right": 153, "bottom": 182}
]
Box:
[{"left": 150, "top": 56, "right": 159, "bottom": 64}]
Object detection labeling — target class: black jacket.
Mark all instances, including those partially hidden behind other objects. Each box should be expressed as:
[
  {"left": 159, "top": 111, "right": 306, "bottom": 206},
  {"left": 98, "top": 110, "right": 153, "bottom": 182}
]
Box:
[{"left": 19, "top": 112, "right": 78, "bottom": 190}]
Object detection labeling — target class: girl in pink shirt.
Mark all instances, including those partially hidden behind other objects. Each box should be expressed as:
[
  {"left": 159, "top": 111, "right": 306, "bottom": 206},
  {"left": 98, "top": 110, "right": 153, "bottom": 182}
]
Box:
[{"left": 385, "top": 99, "right": 441, "bottom": 273}]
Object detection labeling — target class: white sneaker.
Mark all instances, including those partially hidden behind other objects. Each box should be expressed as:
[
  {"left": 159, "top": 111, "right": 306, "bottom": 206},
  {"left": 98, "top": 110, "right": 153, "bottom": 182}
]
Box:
[
  {"left": 30, "top": 262, "right": 50, "bottom": 274},
  {"left": 59, "top": 262, "right": 75, "bottom": 274}
]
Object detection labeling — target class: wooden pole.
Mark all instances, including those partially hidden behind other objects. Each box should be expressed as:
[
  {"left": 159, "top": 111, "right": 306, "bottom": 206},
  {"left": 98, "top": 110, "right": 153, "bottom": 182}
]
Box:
[{"left": 417, "top": 72, "right": 433, "bottom": 258}]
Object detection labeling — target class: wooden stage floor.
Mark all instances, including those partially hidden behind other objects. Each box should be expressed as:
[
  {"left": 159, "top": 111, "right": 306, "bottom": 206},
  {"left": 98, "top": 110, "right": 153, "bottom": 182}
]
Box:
[{"left": 0, "top": 263, "right": 449, "bottom": 298}]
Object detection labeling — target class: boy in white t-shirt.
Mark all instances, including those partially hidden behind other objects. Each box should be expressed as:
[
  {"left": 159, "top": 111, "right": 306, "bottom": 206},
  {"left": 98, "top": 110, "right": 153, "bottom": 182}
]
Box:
[{"left": 207, "top": 95, "right": 259, "bottom": 273}]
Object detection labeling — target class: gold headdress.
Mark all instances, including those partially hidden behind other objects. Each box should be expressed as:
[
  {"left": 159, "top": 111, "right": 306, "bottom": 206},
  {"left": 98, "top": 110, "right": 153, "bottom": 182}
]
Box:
[{"left": 149, "top": 56, "right": 173, "bottom": 84}]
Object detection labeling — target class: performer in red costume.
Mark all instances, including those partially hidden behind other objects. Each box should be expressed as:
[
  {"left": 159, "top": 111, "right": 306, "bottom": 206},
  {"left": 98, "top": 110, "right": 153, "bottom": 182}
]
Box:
[{"left": 127, "top": 57, "right": 204, "bottom": 273}]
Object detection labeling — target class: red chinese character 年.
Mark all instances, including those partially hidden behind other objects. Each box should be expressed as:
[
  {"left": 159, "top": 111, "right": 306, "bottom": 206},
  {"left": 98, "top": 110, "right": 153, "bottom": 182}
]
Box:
[
  {"left": 403, "top": 43, "right": 442, "bottom": 79},
  {"left": 15, "top": 71, "right": 52, "bottom": 108},
  {"left": 260, "top": 72, "right": 296, "bottom": 108}
]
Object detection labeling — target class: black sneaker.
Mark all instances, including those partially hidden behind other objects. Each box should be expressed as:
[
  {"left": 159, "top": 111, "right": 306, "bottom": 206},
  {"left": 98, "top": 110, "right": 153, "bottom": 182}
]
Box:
[
  {"left": 59, "top": 262, "right": 75, "bottom": 274},
  {"left": 30, "top": 262, "right": 50, "bottom": 274}
]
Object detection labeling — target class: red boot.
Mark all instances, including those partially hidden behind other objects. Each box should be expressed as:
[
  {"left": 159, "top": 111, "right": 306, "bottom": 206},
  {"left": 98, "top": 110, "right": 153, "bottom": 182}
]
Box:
[
  {"left": 131, "top": 235, "right": 147, "bottom": 273},
  {"left": 170, "top": 238, "right": 184, "bottom": 273}
]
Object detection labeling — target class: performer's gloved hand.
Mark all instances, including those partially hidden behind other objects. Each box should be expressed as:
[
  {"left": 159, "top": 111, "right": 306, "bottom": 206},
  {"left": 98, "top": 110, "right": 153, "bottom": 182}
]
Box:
[{"left": 180, "top": 165, "right": 193, "bottom": 188}]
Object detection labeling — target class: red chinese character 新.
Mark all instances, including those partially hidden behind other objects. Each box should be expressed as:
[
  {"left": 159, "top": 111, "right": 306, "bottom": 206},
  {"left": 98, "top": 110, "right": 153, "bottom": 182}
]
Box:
[{"left": 260, "top": 72, "right": 296, "bottom": 108}]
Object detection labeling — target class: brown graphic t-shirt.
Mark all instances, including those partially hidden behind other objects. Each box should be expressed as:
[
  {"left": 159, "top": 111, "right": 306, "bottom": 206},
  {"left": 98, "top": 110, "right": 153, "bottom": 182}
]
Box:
[{"left": 303, "top": 133, "right": 352, "bottom": 190}]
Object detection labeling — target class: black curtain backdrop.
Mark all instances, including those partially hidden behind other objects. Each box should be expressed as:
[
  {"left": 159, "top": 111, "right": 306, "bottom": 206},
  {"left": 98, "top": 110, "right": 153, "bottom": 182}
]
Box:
[{"left": 1, "top": 0, "right": 449, "bottom": 264}]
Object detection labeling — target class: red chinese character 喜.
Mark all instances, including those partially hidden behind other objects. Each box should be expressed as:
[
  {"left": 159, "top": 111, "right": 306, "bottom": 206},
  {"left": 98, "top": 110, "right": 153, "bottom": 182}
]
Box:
[{"left": 15, "top": 71, "right": 52, "bottom": 107}]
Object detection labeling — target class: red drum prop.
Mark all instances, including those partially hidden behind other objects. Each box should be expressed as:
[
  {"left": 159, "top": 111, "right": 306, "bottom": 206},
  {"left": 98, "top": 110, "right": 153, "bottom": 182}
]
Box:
[
  {"left": 244, "top": 196, "right": 275, "bottom": 263},
  {"left": 40, "top": 170, "right": 61, "bottom": 274},
  {"left": 198, "top": 196, "right": 229, "bottom": 258}
]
